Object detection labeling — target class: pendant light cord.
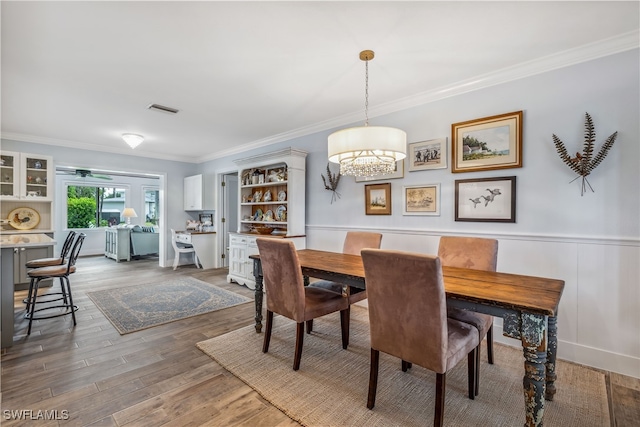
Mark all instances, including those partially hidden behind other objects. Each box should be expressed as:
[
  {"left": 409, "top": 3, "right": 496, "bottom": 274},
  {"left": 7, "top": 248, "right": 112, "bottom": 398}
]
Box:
[{"left": 364, "top": 59, "right": 369, "bottom": 127}]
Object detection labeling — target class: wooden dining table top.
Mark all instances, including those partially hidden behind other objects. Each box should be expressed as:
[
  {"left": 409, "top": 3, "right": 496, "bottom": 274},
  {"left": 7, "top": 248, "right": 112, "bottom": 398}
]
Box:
[{"left": 291, "top": 248, "right": 565, "bottom": 318}]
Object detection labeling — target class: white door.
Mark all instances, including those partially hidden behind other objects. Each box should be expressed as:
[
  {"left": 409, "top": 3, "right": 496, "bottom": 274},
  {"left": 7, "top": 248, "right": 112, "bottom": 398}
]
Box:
[{"left": 221, "top": 173, "right": 238, "bottom": 268}]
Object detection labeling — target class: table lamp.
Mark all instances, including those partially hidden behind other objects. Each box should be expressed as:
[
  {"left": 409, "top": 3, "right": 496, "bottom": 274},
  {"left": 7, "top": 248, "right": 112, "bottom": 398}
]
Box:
[{"left": 122, "top": 208, "right": 138, "bottom": 225}]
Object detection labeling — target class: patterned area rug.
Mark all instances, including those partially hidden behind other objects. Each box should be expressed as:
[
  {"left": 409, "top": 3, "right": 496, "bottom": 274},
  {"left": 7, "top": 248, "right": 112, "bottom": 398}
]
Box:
[
  {"left": 88, "top": 277, "right": 251, "bottom": 334},
  {"left": 197, "top": 306, "right": 610, "bottom": 426}
]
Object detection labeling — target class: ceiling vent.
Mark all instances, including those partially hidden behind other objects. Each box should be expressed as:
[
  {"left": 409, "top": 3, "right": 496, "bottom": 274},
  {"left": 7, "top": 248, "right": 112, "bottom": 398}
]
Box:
[{"left": 147, "top": 103, "right": 179, "bottom": 114}]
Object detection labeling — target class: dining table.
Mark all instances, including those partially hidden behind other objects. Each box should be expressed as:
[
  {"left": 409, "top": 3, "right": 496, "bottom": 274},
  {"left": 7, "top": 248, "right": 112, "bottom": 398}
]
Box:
[{"left": 249, "top": 248, "right": 564, "bottom": 427}]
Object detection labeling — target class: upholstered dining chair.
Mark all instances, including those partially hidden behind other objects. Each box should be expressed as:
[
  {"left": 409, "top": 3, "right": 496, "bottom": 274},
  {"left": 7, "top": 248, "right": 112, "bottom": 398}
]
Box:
[
  {"left": 256, "top": 237, "right": 350, "bottom": 371},
  {"left": 171, "top": 229, "right": 200, "bottom": 270},
  {"left": 361, "top": 249, "right": 479, "bottom": 426},
  {"left": 306, "top": 231, "right": 382, "bottom": 337},
  {"left": 25, "top": 233, "right": 86, "bottom": 335},
  {"left": 438, "top": 236, "right": 498, "bottom": 396},
  {"left": 24, "top": 230, "right": 76, "bottom": 309}
]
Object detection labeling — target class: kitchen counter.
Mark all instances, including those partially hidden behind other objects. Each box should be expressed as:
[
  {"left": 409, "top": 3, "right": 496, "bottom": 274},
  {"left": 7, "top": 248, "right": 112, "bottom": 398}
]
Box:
[
  {"left": 1, "top": 233, "right": 56, "bottom": 348},
  {"left": 1, "top": 233, "right": 56, "bottom": 247}
]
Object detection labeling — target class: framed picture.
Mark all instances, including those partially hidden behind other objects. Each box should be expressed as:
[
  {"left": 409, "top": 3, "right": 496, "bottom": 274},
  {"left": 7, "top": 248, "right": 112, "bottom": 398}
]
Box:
[
  {"left": 355, "top": 160, "right": 404, "bottom": 182},
  {"left": 455, "top": 176, "right": 516, "bottom": 223},
  {"left": 365, "top": 183, "right": 391, "bottom": 215},
  {"left": 199, "top": 213, "right": 213, "bottom": 226},
  {"left": 451, "top": 110, "right": 523, "bottom": 173},
  {"left": 408, "top": 138, "right": 447, "bottom": 171},
  {"left": 403, "top": 184, "right": 440, "bottom": 216}
]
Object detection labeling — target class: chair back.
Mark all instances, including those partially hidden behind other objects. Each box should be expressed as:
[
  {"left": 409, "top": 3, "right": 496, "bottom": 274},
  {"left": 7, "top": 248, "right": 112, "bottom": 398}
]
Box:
[
  {"left": 256, "top": 238, "right": 306, "bottom": 322},
  {"left": 438, "top": 236, "right": 498, "bottom": 271},
  {"left": 342, "top": 231, "right": 382, "bottom": 255},
  {"left": 59, "top": 231, "right": 77, "bottom": 259},
  {"left": 65, "top": 233, "right": 86, "bottom": 274},
  {"left": 361, "top": 249, "right": 449, "bottom": 373}
]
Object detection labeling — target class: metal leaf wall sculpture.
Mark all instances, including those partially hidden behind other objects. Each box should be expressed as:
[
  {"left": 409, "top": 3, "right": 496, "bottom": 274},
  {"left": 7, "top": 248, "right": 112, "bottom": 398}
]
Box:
[
  {"left": 552, "top": 112, "right": 618, "bottom": 196},
  {"left": 321, "top": 163, "right": 341, "bottom": 204}
]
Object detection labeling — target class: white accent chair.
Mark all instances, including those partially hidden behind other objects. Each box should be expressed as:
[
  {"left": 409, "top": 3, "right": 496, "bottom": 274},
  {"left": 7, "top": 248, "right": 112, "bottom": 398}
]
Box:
[{"left": 171, "top": 229, "right": 200, "bottom": 270}]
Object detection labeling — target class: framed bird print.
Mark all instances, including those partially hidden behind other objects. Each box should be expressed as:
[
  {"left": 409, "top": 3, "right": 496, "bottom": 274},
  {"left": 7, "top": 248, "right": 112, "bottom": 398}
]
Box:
[{"left": 454, "top": 176, "right": 516, "bottom": 222}]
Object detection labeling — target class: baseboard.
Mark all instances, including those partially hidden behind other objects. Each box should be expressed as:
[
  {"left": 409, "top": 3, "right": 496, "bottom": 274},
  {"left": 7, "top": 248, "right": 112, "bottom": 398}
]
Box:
[{"left": 493, "top": 324, "right": 640, "bottom": 379}]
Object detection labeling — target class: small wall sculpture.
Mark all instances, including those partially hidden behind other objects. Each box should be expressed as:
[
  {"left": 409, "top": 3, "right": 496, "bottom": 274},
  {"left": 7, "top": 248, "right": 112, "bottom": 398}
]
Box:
[
  {"left": 321, "top": 163, "right": 341, "bottom": 204},
  {"left": 552, "top": 112, "right": 618, "bottom": 196}
]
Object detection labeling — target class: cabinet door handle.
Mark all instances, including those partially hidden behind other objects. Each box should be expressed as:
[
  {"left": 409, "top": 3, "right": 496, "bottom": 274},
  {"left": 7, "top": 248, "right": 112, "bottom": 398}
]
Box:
[
  {"left": 20, "top": 248, "right": 25, "bottom": 252},
  {"left": 14, "top": 248, "right": 18, "bottom": 254}
]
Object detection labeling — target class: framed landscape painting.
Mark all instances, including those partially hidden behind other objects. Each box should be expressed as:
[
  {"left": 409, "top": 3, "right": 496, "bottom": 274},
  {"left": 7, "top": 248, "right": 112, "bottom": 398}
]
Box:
[
  {"left": 408, "top": 138, "right": 447, "bottom": 171},
  {"left": 451, "top": 111, "right": 522, "bottom": 173},
  {"left": 402, "top": 184, "right": 440, "bottom": 216},
  {"left": 455, "top": 176, "right": 516, "bottom": 222},
  {"left": 365, "top": 183, "right": 391, "bottom": 215}
]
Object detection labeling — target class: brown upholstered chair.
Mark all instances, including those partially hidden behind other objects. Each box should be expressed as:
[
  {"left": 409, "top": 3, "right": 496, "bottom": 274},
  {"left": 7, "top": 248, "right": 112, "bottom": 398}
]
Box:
[
  {"left": 256, "top": 237, "right": 350, "bottom": 371},
  {"left": 361, "top": 249, "right": 479, "bottom": 426},
  {"left": 438, "top": 236, "right": 498, "bottom": 396},
  {"left": 306, "top": 231, "right": 382, "bottom": 334},
  {"left": 25, "top": 233, "right": 86, "bottom": 335}
]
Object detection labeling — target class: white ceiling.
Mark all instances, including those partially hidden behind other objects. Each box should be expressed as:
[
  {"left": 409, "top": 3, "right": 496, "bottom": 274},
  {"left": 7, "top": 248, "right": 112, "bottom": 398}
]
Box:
[{"left": 2, "top": 1, "right": 638, "bottom": 164}]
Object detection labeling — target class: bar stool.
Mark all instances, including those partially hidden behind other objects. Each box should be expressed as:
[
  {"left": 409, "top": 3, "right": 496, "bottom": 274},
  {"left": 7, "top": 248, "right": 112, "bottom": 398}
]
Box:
[
  {"left": 24, "top": 231, "right": 76, "bottom": 310},
  {"left": 25, "top": 233, "right": 85, "bottom": 335}
]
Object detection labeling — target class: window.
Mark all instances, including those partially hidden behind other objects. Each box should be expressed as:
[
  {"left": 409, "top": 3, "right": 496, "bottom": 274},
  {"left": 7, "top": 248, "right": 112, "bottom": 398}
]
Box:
[
  {"left": 67, "top": 185, "right": 127, "bottom": 228},
  {"left": 144, "top": 187, "right": 160, "bottom": 226}
]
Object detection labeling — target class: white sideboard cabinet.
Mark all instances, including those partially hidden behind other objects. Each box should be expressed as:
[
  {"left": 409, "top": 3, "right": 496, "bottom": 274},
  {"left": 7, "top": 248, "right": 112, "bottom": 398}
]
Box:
[{"left": 227, "top": 148, "right": 307, "bottom": 289}]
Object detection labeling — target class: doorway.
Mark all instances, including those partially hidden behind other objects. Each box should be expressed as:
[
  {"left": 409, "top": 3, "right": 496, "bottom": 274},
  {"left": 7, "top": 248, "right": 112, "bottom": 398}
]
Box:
[{"left": 221, "top": 172, "right": 238, "bottom": 268}]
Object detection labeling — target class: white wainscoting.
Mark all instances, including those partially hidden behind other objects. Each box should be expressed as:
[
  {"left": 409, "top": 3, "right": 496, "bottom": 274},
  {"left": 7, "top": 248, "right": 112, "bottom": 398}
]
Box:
[{"left": 306, "top": 225, "right": 640, "bottom": 379}]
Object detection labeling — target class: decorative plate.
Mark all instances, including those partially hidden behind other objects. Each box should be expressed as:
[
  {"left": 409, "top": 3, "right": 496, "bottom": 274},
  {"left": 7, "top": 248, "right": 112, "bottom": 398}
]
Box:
[
  {"left": 263, "top": 210, "right": 274, "bottom": 222},
  {"left": 8, "top": 207, "right": 40, "bottom": 230},
  {"left": 252, "top": 190, "right": 262, "bottom": 203},
  {"left": 278, "top": 190, "right": 287, "bottom": 201},
  {"left": 263, "top": 190, "right": 272, "bottom": 202},
  {"left": 275, "top": 205, "right": 287, "bottom": 221},
  {"left": 253, "top": 208, "right": 263, "bottom": 221}
]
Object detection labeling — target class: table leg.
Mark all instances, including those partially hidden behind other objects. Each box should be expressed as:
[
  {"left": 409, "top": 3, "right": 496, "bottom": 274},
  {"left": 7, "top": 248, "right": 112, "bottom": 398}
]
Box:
[
  {"left": 545, "top": 314, "right": 558, "bottom": 401},
  {"left": 252, "top": 259, "right": 263, "bottom": 333},
  {"left": 521, "top": 313, "right": 547, "bottom": 427}
]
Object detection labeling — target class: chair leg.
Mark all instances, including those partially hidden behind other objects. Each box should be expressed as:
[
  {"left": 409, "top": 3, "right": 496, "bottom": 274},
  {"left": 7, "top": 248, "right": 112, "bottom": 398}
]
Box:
[
  {"left": 340, "top": 308, "right": 350, "bottom": 349},
  {"left": 262, "top": 310, "right": 274, "bottom": 353},
  {"left": 173, "top": 252, "right": 179, "bottom": 270},
  {"left": 27, "top": 278, "right": 42, "bottom": 335},
  {"left": 402, "top": 360, "right": 412, "bottom": 372},
  {"left": 475, "top": 343, "right": 481, "bottom": 396},
  {"left": 434, "top": 373, "right": 446, "bottom": 427},
  {"left": 194, "top": 253, "right": 201, "bottom": 268},
  {"left": 367, "top": 348, "right": 380, "bottom": 409},
  {"left": 293, "top": 322, "right": 304, "bottom": 371},
  {"left": 63, "top": 276, "right": 77, "bottom": 326},
  {"left": 468, "top": 348, "right": 476, "bottom": 400},
  {"left": 25, "top": 277, "right": 36, "bottom": 312},
  {"left": 487, "top": 325, "right": 494, "bottom": 364},
  {"left": 305, "top": 319, "right": 313, "bottom": 334}
]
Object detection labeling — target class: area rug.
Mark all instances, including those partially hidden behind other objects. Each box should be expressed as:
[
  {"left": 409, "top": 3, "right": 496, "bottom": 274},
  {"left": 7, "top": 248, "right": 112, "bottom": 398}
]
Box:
[
  {"left": 197, "top": 306, "right": 610, "bottom": 427},
  {"left": 88, "top": 277, "right": 251, "bottom": 334}
]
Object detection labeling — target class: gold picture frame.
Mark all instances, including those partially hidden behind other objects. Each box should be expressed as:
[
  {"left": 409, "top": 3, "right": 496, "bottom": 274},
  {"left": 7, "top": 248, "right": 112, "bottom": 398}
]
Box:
[
  {"left": 365, "top": 183, "right": 391, "bottom": 215},
  {"left": 451, "top": 111, "right": 523, "bottom": 173}
]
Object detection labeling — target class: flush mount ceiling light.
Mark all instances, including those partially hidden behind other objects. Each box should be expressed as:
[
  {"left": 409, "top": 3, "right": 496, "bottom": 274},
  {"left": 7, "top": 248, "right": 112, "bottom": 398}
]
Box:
[
  {"left": 122, "top": 133, "right": 144, "bottom": 149},
  {"left": 328, "top": 50, "right": 406, "bottom": 177}
]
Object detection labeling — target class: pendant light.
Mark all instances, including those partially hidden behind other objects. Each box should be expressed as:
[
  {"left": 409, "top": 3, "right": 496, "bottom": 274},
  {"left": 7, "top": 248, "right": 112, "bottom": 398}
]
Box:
[{"left": 328, "top": 50, "right": 406, "bottom": 177}]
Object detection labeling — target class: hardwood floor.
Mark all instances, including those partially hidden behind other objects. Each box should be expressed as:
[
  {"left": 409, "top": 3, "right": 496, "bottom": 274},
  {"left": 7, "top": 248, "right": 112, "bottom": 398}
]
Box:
[{"left": 1, "top": 256, "right": 638, "bottom": 426}]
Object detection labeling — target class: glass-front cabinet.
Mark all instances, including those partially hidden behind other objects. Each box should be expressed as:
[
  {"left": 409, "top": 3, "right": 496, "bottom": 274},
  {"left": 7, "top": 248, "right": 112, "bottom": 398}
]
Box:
[
  {"left": 0, "top": 152, "right": 53, "bottom": 201},
  {"left": 0, "top": 151, "right": 19, "bottom": 199}
]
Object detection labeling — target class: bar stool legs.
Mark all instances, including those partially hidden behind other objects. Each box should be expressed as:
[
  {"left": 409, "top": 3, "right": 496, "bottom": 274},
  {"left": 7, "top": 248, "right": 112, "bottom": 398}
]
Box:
[{"left": 25, "top": 276, "right": 77, "bottom": 335}]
